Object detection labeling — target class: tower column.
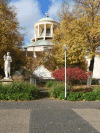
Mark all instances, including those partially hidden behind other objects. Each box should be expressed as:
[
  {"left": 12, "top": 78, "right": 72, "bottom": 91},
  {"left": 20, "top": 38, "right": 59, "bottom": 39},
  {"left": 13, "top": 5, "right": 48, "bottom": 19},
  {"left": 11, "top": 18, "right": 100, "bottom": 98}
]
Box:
[
  {"left": 34, "top": 26, "right": 36, "bottom": 42},
  {"left": 44, "top": 23, "right": 46, "bottom": 40},
  {"left": 51, "top": 23, "right": 53, "bottom": 36},
  {"left": 38, "top": 24, "right": 39, "bottom": 37}
]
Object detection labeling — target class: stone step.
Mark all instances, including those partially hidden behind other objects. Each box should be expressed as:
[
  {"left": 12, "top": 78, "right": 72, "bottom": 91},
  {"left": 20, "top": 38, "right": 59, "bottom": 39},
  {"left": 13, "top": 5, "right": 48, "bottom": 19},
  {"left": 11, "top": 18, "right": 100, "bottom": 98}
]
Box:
[{"left": 38, "top": 88, "right": 50, "bottom": 98}]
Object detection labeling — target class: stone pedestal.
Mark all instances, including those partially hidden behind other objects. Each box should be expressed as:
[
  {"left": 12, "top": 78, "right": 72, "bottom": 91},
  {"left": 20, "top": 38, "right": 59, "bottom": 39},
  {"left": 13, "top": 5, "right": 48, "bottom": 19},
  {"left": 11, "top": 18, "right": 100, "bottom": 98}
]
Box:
[
  {"left": 30, "top": 78, "right": 36, "bottom": 86},
  {"left": 0, "top": 78, "right": 13, "bottom": 86}
]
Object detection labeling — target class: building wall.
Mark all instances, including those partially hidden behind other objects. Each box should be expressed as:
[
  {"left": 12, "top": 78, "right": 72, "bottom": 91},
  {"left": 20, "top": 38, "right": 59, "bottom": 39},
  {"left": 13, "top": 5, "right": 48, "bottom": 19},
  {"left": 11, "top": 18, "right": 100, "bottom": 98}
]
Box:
[
  {"left": 86, "top": 55, "right": 100, "bottom": 79},
  {"left": 27, "top": 47, "right": 34, "bottom": 51},
  {"left": 34, "top": 46, "right": 44, "bottom": 51}
]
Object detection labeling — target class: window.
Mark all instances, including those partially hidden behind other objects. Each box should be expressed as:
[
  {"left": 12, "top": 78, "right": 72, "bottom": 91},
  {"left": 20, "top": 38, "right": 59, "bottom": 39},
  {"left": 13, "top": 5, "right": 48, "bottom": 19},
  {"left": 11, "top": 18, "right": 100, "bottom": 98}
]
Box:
[{"left": 46, "top": 28, "right": 51, "bottom": 36}]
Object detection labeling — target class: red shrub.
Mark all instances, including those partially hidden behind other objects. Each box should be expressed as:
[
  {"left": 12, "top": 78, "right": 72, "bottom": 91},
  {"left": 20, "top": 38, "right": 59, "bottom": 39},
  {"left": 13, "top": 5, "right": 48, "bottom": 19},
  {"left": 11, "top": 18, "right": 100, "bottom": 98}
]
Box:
[{"left": 52, "top": 66, "right": 92, "bottom": 85}]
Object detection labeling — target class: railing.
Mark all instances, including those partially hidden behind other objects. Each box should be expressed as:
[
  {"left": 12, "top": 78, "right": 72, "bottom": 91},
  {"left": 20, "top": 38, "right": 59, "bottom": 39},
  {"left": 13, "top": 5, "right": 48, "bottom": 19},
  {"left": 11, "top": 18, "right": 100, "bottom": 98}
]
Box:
[{"left": 40, "top": 33, "right": 51, "bottom": 37}]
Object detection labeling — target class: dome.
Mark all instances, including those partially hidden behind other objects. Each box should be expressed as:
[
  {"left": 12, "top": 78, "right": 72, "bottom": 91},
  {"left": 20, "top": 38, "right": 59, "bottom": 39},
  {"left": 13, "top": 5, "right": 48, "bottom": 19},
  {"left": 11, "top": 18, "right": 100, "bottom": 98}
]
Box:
[{"left": 39, "top": 17, "right": 56, "bottom": 22}]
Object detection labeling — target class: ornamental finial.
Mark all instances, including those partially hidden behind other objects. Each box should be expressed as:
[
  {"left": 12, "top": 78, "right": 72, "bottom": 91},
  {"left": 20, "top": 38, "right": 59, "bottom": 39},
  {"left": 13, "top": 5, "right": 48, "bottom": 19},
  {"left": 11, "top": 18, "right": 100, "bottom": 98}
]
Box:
[{"left": 45, "top": 12, "right": 49, "bottom": 18}]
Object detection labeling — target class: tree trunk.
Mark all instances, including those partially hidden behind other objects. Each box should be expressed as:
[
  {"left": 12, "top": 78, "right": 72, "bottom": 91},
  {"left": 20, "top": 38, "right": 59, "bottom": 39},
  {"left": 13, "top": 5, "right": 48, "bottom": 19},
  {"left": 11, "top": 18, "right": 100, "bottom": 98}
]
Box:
[
  {"left": 87, "top": 56, "right": 94, "bottom": 88},
  {"left": 89, "top": 56, "right": 94, "bottom": 72},
  {"left": 87, "top": 72, "right": 93, "bottom": 88}
]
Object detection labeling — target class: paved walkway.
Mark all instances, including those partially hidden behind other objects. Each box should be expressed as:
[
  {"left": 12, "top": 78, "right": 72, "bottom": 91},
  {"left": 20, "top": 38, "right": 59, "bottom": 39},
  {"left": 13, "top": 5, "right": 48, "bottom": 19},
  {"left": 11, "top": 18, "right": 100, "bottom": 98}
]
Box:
[{"left": 0, "top": 97, "right": 100, "bottom": 133}]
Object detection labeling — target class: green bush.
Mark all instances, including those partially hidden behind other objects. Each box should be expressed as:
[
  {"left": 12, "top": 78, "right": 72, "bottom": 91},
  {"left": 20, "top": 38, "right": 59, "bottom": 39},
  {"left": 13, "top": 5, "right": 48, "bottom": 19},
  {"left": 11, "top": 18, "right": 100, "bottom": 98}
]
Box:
[
  {"left": 45, "top": 80, "right": 59, "bottom": 88},
  {"left": 58, "top": 91, "right": 100, "bottom": 101},
  {"left": 49, "top": 85, "right": 63, "bottom": 98},
  {"left": 58, "top": 92, "right": 69, "bottom": 100},
  {"left": 0, "top": 83, "right": 8, "bottom": 95},
  {"left": 46, "top": 81, "right": 100, "bottom": 101},
  {"left": 67, "top": 92, "right": 84, "bottom": 101},
  {"left": 96, "top": 91, "right": 100, "bottom": 100},
  {"left": 58, "top": 93, "right": 65, "bottom": 100},
  {"left": 0, "top": 93, "right": 4, "bottom": 100},
  {"left": 83, "top": 92, "right": 98, "bottom": 101},
  {"left": 49, "top": 83, "right": 70, "bottom": 98},
  {"left": 0, "top": 81, "right": 40, "bottom": 101}
]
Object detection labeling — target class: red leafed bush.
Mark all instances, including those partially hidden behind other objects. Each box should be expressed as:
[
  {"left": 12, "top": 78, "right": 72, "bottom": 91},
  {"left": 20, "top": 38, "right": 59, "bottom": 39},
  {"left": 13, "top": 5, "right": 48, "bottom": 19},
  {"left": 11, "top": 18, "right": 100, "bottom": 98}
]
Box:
[{"left": 52, "top": 66, "right": 92, "bottom": 85}]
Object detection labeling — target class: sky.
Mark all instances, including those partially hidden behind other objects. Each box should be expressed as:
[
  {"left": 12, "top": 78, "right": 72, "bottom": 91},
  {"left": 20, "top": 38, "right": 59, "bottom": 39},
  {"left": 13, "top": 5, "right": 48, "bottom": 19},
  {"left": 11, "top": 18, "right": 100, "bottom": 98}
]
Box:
[{"left": 8, "top": 0, "right": 74, "bottom": 47}]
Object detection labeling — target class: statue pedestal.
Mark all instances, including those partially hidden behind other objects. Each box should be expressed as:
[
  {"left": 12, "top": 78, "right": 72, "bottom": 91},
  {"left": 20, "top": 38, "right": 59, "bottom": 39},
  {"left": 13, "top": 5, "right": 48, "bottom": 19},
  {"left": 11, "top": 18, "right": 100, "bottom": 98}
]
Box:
[{"left": 0, "top": 78, "right": 13, "bottom": 86}]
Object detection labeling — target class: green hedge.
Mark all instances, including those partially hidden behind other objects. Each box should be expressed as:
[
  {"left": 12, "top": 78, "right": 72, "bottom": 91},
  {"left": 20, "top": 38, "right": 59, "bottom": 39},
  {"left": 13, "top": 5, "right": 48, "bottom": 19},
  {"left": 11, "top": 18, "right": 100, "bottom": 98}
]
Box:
[
  {"left": 45, "top": 81, "right": 100, "bottom": 101},
  {"left": 58, "top": 91, "right": 100, "bottom": 101},
  {"left": 0, "top": 81, "right": 40, "bottom": 101}
]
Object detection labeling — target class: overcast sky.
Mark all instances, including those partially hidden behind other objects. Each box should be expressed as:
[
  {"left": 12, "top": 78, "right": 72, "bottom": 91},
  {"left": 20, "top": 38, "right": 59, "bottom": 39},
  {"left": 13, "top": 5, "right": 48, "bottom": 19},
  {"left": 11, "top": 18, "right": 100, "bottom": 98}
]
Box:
[{"left": 8, "top": 0, "right": 74, "bottom": 47}]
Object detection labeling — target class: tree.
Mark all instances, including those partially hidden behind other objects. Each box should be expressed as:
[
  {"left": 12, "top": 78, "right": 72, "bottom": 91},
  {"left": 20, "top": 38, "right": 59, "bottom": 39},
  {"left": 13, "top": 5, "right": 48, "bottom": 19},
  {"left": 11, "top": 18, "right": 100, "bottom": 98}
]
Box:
[
  {"left": 0, "top": 0, "right": 27, "bottom": 76},
  {"left": 57, "top": 0, "right": 76, "bottom": 23},
  {"left": 51, "top": 0, "right": 100, "bottom": 87},
  {"left": 42, "top": 50, "right": 58, "bottom": 71},
  {"left": 24, "top": 54, "right": 44, "bottom": 78},
  {"left": 42, "top": 23, "right": 88, "bottom": 71},
  {"left": 72, "top": 0, "right": 100, "bottom": 72}
]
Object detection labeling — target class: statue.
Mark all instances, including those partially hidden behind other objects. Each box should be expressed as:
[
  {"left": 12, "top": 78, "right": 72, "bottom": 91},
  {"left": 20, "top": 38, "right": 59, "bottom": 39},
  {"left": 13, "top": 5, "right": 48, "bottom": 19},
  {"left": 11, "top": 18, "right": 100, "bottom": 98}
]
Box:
[{"left": 3, "top": 52, "right": 12, "bottom": 79}]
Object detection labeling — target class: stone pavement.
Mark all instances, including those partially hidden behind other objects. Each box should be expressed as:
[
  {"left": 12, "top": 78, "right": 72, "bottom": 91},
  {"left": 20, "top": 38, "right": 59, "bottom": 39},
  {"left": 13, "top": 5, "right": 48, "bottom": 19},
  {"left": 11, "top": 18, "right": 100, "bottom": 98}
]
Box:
[{"left": 0, "top": 98, "right": 100, "bottom": 133}]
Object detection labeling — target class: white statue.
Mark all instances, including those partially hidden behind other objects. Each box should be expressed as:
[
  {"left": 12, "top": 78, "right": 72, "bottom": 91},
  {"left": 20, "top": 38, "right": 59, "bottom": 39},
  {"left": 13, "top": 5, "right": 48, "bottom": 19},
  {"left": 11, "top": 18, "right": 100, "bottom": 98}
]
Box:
[{"left": 3, "top": 52, "right": 12, "bottom": 79}]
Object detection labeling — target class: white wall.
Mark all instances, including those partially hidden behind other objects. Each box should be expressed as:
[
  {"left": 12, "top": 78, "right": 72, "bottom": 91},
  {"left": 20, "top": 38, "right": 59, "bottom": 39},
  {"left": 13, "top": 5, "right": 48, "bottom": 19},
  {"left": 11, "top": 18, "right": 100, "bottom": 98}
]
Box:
[
  {"left": 27, "top": 46, "right": 44, "bottom": 51},
  {"left": 34, "top": 46, "right": 44, "bottom": 51},
  {"left": 27, "top": 47, "right": 34, "bottom": 51},
  {"left": 33, "top": 65, "right": 55, "bottom": 79},
  {"left": 86, "top": 55, "right": 100, "bottom": 79}
]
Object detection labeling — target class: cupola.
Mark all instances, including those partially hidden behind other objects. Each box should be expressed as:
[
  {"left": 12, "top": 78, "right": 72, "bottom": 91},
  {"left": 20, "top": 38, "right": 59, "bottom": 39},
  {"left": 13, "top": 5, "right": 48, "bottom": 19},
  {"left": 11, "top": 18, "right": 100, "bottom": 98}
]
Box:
[{"left": 31, "top": 13, "right": 59, "bottom": 42}]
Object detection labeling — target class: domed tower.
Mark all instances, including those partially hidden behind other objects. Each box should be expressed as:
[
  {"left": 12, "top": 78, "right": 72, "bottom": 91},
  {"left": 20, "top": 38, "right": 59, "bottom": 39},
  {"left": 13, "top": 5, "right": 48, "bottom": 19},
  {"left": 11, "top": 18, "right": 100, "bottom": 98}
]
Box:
[
  {"left": 21, "top": 13, "right": 59, "bottom": 81},
  {"left": 23, "top": 13, "right": 59, "bottom": 52}
]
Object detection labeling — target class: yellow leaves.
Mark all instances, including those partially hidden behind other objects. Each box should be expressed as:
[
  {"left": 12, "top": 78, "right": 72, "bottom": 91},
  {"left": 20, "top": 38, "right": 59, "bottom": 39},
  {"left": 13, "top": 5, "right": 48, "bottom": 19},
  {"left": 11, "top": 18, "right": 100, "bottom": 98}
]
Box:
[
  {"left": 51, "top": 1, "right": 100, "bottom": 70},
  {"left": 79, "top": 54, "right": 84, "bottom": 60}
]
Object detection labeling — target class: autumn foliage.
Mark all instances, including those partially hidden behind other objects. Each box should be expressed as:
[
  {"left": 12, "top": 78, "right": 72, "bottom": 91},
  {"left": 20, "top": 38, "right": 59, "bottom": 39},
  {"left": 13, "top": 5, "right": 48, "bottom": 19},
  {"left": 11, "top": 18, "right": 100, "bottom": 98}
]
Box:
[
  {"left": 0, "top": 0, "right": 26, "bottom": 75},
  {"left": 52, "top": 67, "right": 92, "bottom": 85}
]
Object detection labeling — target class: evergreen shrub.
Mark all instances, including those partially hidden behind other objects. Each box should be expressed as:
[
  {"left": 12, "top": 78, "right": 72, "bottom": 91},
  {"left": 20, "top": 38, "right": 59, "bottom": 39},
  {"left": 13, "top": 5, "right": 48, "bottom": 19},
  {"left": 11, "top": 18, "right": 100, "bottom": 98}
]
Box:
[
  {"left": 58, "top": 92, "right": 69, "bottom": 100},
  {"left": 67, "top": 92, "right": 84, "bottom": 101},
  {"left": 45, "top": 80, "right": 57, "bottom": 88},
  {"left": 49, "top": 83, "right": 70, "bottom": 98},
  {"left": 0, "top": 81, "right": 40, "bottom": 101},
  {"left": 83, "top": 92, "right": 100, "bottom": 101}
]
